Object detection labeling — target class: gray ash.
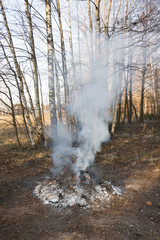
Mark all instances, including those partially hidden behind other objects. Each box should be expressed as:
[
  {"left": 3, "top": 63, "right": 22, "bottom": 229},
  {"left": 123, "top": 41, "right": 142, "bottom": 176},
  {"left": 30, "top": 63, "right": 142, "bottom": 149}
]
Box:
[{"left": 33, "top": 167, "right": 123, "bottom": 208}]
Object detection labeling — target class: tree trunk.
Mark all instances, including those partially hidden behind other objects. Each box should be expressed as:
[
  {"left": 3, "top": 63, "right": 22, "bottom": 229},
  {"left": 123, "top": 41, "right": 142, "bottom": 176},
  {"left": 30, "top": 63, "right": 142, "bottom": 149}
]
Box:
[
  {"left": 139, "top": 67, "right": 146, "bottom": 122},
  {"left": 150, "top": 59, "right": 158, "bottom": 116},
  {"left": 128, "top": 33, "right": 133, "bottom": 124},
  {"left": 123, "top": 69, "right": 129, "bottom": 123},
  {"left": 112, "top": 0, "right": 121, "bottom": 33},
  {"left": 88, "top": 0, "right": 92, "bottom": 31},
  {"left": 155, "top": 69, "right": 159, "bottom": 116},
  {"left": 55, "top": 61, "right": 62, "bottom": 122},
  {"left": 124, "top": 0, "right": 134, "bottom": 33},
  {"left": 96, "top": 0, "right": 101, "bottom": 33},
  {"left": 24, "top": 0, "right": 44, "bottom": 143},
  {"left": 56, "top": 0, "right": 70, "bottom": 126},
  {"left": 132, "top": 102, "right": 138, "bottom": 122},
  {"left": 117, "top": 89, "right": 124, "bottom": 125},
  {"left": 0, "top": 0, "right": 35, "bottom": 147},
  {"left": 105, "top": 0, "right": 112, "bottom": 37},
  {"left": 45, "top": 0, "right": 57, "bottom": 139},
  {"left": 140, "top": 22, "right": 147, "bottom": 122},
  {"left": 0, "top": 42, "right": 30, "bottom": 143},
  {"left": 124, "top": 0, "right": 128, "bottom": 33},
  {"left": 128, "top": 71, "right": 133, "bottom": 123},
  {"left": 76, "top": 1, "right": 82, "bottom": 83},
  {"left": 0, "top": 75, "right": 20, "bottom": 146},
  {"left": 111, "top": 96, "right": 119, "bottom": 134},
  {"left": 38, "top": 69, "right": 45, "bottom": 126},
  {"left": 67, "top": 0, "right": 76, "bottom": 85}
]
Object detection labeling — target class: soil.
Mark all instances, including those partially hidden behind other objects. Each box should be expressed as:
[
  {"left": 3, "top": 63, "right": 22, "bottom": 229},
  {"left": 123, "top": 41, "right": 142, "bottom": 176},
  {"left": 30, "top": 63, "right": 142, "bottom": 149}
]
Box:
[{"left": 0, "top": 119, "right": 160, "bottom": 240}]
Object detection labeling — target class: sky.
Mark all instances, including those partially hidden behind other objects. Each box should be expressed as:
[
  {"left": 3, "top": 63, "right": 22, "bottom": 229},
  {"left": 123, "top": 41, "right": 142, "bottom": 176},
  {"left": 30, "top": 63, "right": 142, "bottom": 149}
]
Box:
[{"left": 0, "top": 0, "right": 159, "bottom": 108}]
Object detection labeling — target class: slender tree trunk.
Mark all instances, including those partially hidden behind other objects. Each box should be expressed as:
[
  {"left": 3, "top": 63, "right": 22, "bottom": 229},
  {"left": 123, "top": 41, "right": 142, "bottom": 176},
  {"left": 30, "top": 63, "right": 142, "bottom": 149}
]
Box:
[
  {"left": 67, "top": 0, "right": 72, "bottom": 50},
  {"left": 45, "top": 0, "right": 57, "bottom": 139},
  {"left": 155, "top": 69, "right": 159, "bottom": 115},
  {"left": 0, "top": 75, "right": 20, "bottom": 146},
  {"left": 56, "top": 0, "right": 70, "bottom": 126},
  {"left": 67, "top": 0, "right": 76, "bottom": 84},
  {"left": 140, "top": 67, "right": 146, "bottom": 122},
  {"left": 140, "top": 22, "right": 147, "bottom": 122},
  {"left": 128, "top": 34, "right": 133, "bottom": 124},
  {"left": 129, "top": 69, "right": 133, "bottom": 123},
  {"left": 124, "top": 0, "right": 134, "bottom": 33},
  {"left": 0, "top": 42, "right": 30, "bottom": 142},
  {"left": 24, "top": 0, "right": 44, "bottom": 143},
  {"left": 55, "top": 61, "right": 62, "bottom": 122},
  {"left": 150, "top": 59, "right": 158, "bottom": 116},
  {"left": 124, "top": 0, "right": 128, "bottom": 33},
  {"left": 112, "top": 0, "right": 121, "bottom": 33},
  {"left": 117, "top": 93, "right": 123, "bottom": 124},
  {"left": 104, "top": 0, "right": 107, "bottom": 27},
  {"left": 123, "top": 70, "right": 129, "bottom": 123},
  {"left": 117, "top": 83, "right": 125, "bottom": 125},
  {"left": 111, "top": 61, "right": 124, "bottom": 132},
  {"left": 132, "top": 102, "right": 138, "bottom": 122},
  {"left": 76, "top": 1, "right": 82, "bottom": 83},
  {"left": 45, "top": 2, "right": 62, "bottom": 124},
  {"left": 111, "top": 96, "right": 119, "bottom": 134},
  {"left": 88, "top": 0, "right": 94, "bottom": 81},
  {"left": 38, "top": 69, "right": 45, "bottom": 125},
  {"left": 105, "top": 0, "right": 112, "bottom": 37},
  {"left": 0, "top": 0, "right": 35, "bottom": 147},
  {"left": 95, "top": 0, "right": 101, "bottom": 61},
  {"left": 88, "top": 0, "right": 92, "bottom": 31},
  {"left": 21, "top": 72, "right": 37, "bottom": 125},
  {"left": 95, "top": 0, "right": 101, "bottom": 34}
]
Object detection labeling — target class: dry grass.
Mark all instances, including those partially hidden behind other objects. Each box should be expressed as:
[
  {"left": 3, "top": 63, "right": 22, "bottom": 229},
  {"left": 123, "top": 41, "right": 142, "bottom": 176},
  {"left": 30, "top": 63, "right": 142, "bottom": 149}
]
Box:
[{"left": 0, "top": 115, "right": 52, "bottom": 183}]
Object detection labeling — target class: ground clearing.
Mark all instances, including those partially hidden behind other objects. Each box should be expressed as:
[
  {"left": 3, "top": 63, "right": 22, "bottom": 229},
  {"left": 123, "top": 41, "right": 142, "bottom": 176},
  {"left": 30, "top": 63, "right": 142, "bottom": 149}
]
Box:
[{"left": 0, "top": 118, "right": 160, "bottom": 240}]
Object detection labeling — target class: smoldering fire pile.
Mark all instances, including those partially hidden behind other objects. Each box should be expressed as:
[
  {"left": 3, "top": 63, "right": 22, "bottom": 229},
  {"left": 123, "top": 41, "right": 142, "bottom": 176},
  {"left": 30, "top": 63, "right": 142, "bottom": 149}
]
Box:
[{"left": 34, "top": 169, "right": 123, "bottom": 208}]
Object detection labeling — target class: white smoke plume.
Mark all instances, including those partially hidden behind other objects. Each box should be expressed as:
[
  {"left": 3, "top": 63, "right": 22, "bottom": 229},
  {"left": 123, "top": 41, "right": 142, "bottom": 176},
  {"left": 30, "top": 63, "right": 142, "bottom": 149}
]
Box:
[{"left": 52, "top": 33, "right": 127, "bottom": 174}]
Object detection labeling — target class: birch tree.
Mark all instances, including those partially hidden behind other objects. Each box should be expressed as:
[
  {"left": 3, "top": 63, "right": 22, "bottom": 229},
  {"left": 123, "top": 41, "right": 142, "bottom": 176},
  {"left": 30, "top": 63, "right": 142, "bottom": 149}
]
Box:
[
  {"left": 105, "top": 0, "right": 112, "bottom": 37},
  {"left": 88, "top": 0, "right": 92, "bottom": 31},
  {"left": 0, "top": 42, "right": 30, "bottom": 142},
  {"left": 56, "top": 0, "right": 70, "bottom": 125},
  {"left": 45, "top": 0, "right": 57, "bottom": 138},
  {"left": 139, "top": 13, "right": 147, "bottom": 122},
  {"left": 128, "top": 32, "right": 133, "bottom": 123},
  {"left": 0, "top": 74, "right": 20, "bottom": 146},
  {"left": 67, "top": 0, "right": 76, "bottom": 84},
  {"left": 0, "top": 0, "right": 35, "bottom": 147},
  {"left": 96, "top": 0, "right": 101, "bottom": 33},
  {"left": 24, "top": 0, "right": 44, "bottom": 143}
]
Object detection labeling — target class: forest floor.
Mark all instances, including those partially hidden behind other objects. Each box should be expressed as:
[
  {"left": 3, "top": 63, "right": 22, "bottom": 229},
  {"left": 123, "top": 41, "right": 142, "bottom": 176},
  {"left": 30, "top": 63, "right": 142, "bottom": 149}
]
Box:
[{"left": 0, "top": 117, "right": 160, "bottom": 240}]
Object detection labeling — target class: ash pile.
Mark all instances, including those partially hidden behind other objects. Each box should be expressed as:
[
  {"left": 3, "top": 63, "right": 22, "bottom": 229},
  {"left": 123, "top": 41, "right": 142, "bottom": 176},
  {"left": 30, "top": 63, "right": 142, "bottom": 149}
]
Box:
[{"left": 34, "top": 169, "right": 123, "bottom": 209}]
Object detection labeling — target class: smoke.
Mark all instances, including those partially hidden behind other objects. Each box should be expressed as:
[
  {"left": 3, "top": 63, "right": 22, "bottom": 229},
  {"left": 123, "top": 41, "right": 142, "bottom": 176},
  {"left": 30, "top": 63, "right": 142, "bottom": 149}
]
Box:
[
  {"left": 50, "top": 122, "right": 73, "bottom": 174},
  {"left": 52, "top": 33, "right": 127, "bottom": 174}
]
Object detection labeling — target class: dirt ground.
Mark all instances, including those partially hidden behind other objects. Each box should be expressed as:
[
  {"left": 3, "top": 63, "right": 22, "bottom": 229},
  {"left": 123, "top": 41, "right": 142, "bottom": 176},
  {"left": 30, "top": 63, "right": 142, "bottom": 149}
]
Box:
[{"left": 0, "top": 118, "right": 160, "bottom": 240}]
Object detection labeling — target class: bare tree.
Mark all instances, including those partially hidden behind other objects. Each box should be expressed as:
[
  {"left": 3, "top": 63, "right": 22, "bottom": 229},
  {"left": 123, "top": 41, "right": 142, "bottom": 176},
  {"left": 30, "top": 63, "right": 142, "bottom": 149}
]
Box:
[
  {"left": 0, "top": 74, "right": 20, "bottom": 146},
  {"left": 0, "top": 42, "right": 30, "bottom": 142},
  {"left": 45, "top": 0, "right": 57, "bottom": 139},
  {"left": 88, "top": 0, "right": 92, "bottom": 31},
  {"left": 140, "top": 13, "right": 147, "bottom": 122},
  {"left": 67, "top": 0, "right": 77, "bottom": 84},
  {"left": 56, "top": 0, "right": 70, "bottom": 126},
  {"left": 96, "top": 0, "right": 101, "bottom": 33},
  {"left": 0, "top": 0, "right": 35, "bottom": 147},
  {"left": 105, "top": 0, "right": 112, "bottom": 37},
  {"left": 24, "top": 0, "right": 44, "bottom": 143}
]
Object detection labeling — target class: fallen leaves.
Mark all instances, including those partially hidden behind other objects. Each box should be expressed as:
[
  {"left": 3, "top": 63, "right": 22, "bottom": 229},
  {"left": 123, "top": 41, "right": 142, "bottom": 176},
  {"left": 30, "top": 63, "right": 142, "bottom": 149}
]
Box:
[{"left": 146, "top": 201, "right": 152, "bottom": 206}]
